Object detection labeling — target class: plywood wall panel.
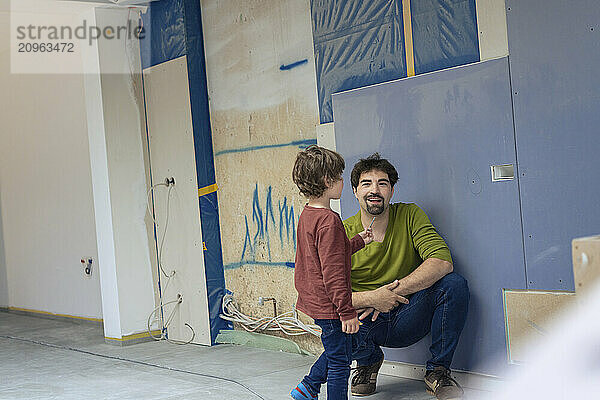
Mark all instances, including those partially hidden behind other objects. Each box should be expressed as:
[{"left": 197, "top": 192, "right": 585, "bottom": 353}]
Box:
[
  {"left": 503, "top": 290, "right": 576, "bottom": 363},
  {"left": 201, "top": 0, "right": 321, "bottom": 352}
]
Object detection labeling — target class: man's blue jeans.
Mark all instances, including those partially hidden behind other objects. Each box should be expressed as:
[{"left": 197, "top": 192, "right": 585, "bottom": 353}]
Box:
[
  {"left": 302, "top": 319, "right": 353, "bottom": 400},
  {"left": 353, "top": 272, "right": 469, "bottom": 371}
]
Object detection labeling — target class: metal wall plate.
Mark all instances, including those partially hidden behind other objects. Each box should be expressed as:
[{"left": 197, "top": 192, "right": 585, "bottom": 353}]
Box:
[{"left": 491, "top": 164, "right": 514, "bottom": 182}]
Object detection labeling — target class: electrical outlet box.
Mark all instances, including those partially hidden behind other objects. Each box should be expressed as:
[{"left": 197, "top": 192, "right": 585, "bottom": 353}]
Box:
[{"left": 80, "top": 257, "right": 93, "bottom": 276}]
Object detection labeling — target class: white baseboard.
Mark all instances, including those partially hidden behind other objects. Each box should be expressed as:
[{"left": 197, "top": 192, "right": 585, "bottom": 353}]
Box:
[{"left": 378, "top": 360, "right": 503, "bottom": 392}]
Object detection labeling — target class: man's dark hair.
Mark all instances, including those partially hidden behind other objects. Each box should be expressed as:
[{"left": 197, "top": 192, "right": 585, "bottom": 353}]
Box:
[
  {"left": 292, "top": 145, "right": 345, "bottom": 198},
  {"left": 351, "top": 153, "right": 399, "bottom": 189}
]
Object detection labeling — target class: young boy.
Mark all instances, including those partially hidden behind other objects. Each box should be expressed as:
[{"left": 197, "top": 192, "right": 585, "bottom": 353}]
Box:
[{"left": 290, "top": 145, "right": 373, "bottom": 400}]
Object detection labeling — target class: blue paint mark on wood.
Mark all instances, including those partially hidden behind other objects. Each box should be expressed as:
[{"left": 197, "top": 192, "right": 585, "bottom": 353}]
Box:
[
  {"left": 278, "top": 197, "right": 295, "bottom": 250},
  {"left": 238, "top": 184, "right": 298, "bottom": 270},
  {"left": 280, "top": 59, "right": 309, "bottom": 70},
  {"left": 215, "top": 139, "right": 317, "bottom": 157},
  {"left": 224, "top": 261, "right": 295, "bottom": 270}
]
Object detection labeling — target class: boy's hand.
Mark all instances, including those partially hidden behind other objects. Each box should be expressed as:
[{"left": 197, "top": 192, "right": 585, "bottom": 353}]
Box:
[
  {"left": 358, "top": 228, "right": 374, "bottom": 245},
  {"left": 341, "top": 317, "right": 360, "bottom": 334}
]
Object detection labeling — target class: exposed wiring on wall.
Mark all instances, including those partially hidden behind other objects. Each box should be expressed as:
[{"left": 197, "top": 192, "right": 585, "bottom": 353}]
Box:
[
  {"left": 146, "top": 296, "right": 195, "bottom": 345},
  {"left": 145, "top": 182, "right": 195, "bottom": 345},
  {"left": 1, "top": 335, "right": 265, "bottom": 400},
  {"left": 220, "top": 293, "right": 321, "bottom": 337},
  {"left": 157, "top": 184, "right": 174, "bottom": 279},
  {"left": 146, "top": 182, "right": 175, "bottom": 279}
]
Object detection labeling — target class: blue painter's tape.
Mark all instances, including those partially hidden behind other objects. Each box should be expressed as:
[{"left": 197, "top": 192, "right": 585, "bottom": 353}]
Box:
[
  {"left": 215, "top": 139, "right": 317, "bottom": 157},
  {"left": 280, "top": 59, "right": 308, "bottom": 70}
]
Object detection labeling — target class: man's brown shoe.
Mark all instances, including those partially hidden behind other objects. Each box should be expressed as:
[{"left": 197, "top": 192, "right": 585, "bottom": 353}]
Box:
[
  {"left": 350, "top": 356, "right": 384, "bottom": 396},
  {"left": 424, "top": 366, "right": 464, "bottom": 400}
]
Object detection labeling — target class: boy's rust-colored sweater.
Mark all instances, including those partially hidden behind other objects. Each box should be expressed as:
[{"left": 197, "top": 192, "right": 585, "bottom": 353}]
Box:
[{"left": 294, "top": 205, "right": 365, "bottom": 321}]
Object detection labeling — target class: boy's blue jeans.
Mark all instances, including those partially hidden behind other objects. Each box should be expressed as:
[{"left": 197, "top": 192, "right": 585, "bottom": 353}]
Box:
[
  {"left": 302, "top": 319, "right": 353, "bottom": 400},
  {"left": 354, "top": 272, "right": 469, "bottom": 370}
]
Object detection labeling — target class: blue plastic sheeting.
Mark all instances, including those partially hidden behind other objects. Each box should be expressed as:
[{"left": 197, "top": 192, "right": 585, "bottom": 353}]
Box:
[
  {"left": 311, "top": 0, "right": 406, "bottom": 124},
  {"left": 310, "top": 0, "right": 479, "bottom": 123},
  {"left": 199, "top": 192, "right": 231, "bottom": 338},
  {"left": 140, "top": 0, "right": 186, "bottom": 70},
  {"left": 411, "top": 0, "right": 479, "bottom": 74},
  {"left": 506, "top": 0, "right": 600, "bottom": 291},
  {"left": 140, "top": 0, "right": 230, "bottom": 342},
  {"left": 333, "top": 58, "right": 526, "bottom": 374},
  {"left": 183, "top": 0, "right": 230, "bottom": 342}
]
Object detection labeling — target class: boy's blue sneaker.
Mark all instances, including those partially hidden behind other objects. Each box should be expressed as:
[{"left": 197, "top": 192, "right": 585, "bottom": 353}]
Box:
[{"left": 290, "top": 382, "right": 318, "bottom": 400}]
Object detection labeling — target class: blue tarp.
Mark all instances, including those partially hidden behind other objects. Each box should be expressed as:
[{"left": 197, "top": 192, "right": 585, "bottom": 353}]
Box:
[{"left": 311, "top": 0, "right": 479, "bottom": 123}]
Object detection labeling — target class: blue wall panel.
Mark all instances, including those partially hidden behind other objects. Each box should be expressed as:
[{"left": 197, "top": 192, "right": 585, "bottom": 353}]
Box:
[
  {"left": 506, "top": 0, "right": 600, "bottom": 290},
  {"left": 333, "top": 58, "right": 526, "bottom": 374}
]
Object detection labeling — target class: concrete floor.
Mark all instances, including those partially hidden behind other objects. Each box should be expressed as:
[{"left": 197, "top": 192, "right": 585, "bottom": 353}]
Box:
[{"left": 0, "top": 311, "right": 486, "bottom": 399}]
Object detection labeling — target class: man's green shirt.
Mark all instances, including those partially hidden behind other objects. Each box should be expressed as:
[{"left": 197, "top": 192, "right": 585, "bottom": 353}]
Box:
[{"left": 343, "top": 203, "right": 452, "bottom": 292}]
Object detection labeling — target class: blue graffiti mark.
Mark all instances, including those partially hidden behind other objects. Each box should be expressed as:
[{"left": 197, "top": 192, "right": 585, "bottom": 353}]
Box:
[
  {"left": 265, "top": 186, "right": 276, "bottom": 260},
  {"left": 214, "top": 139, "right": 317, "bottom": 157},
  {"left": 252, "top": 184, "right": 263, "bottom": 243},
  {"left": 224, "top": 261, "right": 295, "bottom": 270},
  {"left": 280, "top": 59, "right": 308, "bottom": 70},
  {"left": 278, "top": 198, "right": 295, "bottom": 251},
  {"left": 241, "top": 215, "right": 254, "bottom": 261},
  {"left": 238, "top": 184, "right": 297, "bottom": 268}
]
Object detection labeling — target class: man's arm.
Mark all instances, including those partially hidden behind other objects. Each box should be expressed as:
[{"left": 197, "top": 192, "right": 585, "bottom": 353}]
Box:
[
  {"left": 353, "top": 257, "right": 452, "bottom": 320},
  {"left": 392, "top": 257, "right": 453, "bottom": 297},
  {"left": 352, "top": 279, "right": 404, "bottom": 310}
]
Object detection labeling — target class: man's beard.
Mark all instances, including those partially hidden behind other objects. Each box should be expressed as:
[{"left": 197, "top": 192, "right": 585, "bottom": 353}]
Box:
[{"left": 364, "top": 194, "right": 385, "bottom": 215}]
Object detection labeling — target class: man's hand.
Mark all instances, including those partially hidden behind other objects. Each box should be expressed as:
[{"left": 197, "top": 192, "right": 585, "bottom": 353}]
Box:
[
  {"left": 357, "top": 280, "right": 409, "bottom": 321},
  {"left": 358, "top": 307, "right": 380, "bottom": 321},
  {"left": 341, "top": 316, "right": 361, "bottom": 334}
]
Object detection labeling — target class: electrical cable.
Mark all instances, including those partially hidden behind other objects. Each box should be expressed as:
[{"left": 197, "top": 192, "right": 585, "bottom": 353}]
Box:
[
  {"left": 0, "top": 335, "right": 266, "bottom": 400},
  {"left": 146, "top": 182, "right": 175, "bottom": 279},
  {"left": 220, "top": 294, "right": 321, "bottom": 337},
  {"left": 145, "top": 182, "right": 196, "bottom": 345},
  {"left": 157, "top": 184, "right": 174, "bottom": 279},
  {"left": 147, "top": 299, "right": 180, "bottom": 341}
]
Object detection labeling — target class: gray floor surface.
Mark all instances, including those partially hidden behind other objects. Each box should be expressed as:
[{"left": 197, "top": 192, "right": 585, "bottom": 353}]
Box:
[{"left": 0, "top": 311, "right": 486, "bottom": 399}]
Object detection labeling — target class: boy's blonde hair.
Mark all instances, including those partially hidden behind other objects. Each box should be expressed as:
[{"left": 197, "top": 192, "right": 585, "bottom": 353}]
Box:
[{"left": 292, "top": 145, "right": 345, "bottom": 198}]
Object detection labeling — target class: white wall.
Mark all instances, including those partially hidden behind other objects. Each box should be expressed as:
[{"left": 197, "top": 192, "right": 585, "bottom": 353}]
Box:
[
  {"left": 0, "top": 1, "right": 6, "bottom": 308},
  {"left": 0, "top": 10, "right": 102, "bottom": 318},
  {"left": 83, "top": 7, "right": 156, "bottom": 338},
  {"left": 0, "top": 190, "right": 7, "bottom": 307}
]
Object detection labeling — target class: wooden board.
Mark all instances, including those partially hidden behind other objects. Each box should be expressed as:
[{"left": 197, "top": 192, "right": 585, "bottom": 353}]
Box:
[{"left": 503, "top": 290, "right": 576, "bottom": 363}]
